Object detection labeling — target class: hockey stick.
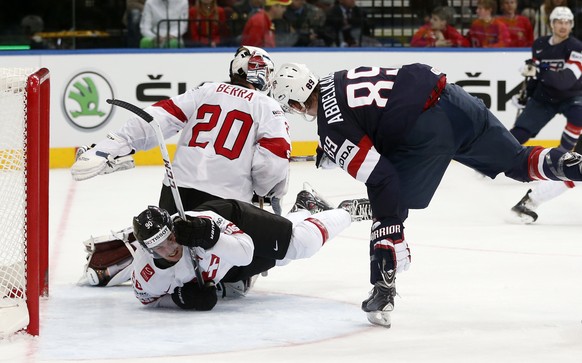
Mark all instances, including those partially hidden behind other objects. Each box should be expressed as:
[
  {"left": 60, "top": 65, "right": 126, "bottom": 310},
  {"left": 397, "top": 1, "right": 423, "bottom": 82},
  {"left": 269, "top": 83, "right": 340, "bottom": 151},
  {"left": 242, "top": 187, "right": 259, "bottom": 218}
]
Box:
[
  {"left": 106, "top": 98, "right": 204, "bottom": 287},
  {"left": 515, "top": 76, "right": 530, "bottom": 118}
]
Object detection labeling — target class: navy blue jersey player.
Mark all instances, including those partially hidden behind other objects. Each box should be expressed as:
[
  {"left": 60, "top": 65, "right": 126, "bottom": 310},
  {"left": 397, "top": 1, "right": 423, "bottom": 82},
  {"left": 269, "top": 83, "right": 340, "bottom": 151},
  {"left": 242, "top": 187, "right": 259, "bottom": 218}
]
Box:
[
  {"left": 272, "top": 62, "right": 582, "bottom": 328},
  {"left": 510, "top": 6, "right": 582, "bottom": 223},
  {"left": 511, "top": 6, "right": 582, "bottom": 151}
]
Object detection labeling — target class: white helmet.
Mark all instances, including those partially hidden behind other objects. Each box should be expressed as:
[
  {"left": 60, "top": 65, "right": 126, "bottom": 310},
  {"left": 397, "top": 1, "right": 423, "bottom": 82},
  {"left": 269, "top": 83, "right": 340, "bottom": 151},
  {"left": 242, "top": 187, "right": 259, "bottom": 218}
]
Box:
[
  {"left": 229, "top": 46, "right": 275, "bottom": 93},
  {"left": 549, "top": 6, "right": 574, "bottom": 27},
  {"left": 272, "top": 63, "right": 318, "bottom": 113}
]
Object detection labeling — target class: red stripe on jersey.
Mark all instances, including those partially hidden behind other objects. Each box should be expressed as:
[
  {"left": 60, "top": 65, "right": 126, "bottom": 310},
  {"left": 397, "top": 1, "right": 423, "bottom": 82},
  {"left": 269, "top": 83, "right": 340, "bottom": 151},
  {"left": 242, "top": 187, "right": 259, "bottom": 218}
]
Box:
[
  {"left": 152, "top": 99, "right": 188, "bottom": 123},
  {"left": 566, "top": 59, "right": 582, "bottom": 73},
  {"left": 347, "top": 136, "right": 373, "bottom": 178},
  {"left": 565, "top": 122, "right": 582, "bottom": 135},
  {"left": 527, "top": 146, "right": 545, "bottom": 180},
  {"left": 306, "top": 217, "right": 329, "bottom": 245},
  {"left": 258, "top": 137, "right": 291, "bottom": 160}
]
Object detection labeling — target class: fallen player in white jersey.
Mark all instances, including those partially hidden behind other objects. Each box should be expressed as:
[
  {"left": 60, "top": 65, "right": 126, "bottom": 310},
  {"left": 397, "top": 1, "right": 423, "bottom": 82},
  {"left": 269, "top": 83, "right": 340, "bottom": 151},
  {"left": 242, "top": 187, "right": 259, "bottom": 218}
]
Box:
[{"left": 79, "top": 187, "right": 372, "bottom": 310}]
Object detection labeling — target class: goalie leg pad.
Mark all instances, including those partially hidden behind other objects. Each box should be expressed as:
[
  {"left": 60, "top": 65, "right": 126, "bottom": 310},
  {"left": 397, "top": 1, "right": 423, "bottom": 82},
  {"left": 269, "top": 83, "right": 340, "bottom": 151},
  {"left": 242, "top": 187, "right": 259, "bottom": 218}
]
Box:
[{"left": 80, "top": 227, "right": 137, "bottom": 287}]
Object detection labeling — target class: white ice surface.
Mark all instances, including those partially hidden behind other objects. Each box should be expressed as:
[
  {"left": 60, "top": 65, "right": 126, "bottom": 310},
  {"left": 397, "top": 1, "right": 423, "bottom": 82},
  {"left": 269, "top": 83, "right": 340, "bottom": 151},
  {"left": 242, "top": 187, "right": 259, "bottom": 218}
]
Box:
[{"left": 1, "top": 161, "right": 582, "bottom": 362}]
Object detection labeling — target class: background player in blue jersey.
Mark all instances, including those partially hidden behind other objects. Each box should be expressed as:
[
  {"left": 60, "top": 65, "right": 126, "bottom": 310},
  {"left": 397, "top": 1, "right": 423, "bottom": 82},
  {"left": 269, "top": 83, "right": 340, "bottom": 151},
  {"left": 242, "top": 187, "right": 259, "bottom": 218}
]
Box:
[
  {"left": 510, "top": 6, "right": 582, "bottom": 223},
  {"left": 272, "top": 61, "right": 582, "bottom": 328}
]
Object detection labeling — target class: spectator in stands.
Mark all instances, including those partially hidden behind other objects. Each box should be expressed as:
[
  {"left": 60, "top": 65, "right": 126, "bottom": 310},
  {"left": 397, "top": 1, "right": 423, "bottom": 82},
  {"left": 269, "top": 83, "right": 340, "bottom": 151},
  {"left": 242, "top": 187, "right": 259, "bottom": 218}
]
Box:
[
  {"left": 313, "top": 0, "right": 333, "bottom": 14},
  {"left": 498, "top": 0, "right": 534, "bottom": 47},
  {"left": 283, "top": 0, "right": 327, "bottom": 46},
  {"left": 140, "top": 0, "right": 189, "bottom": 48},
  {"left": 241, "top": 0, "right": 291, "bottom": 47},
  {"left": 411, "top": 6, "right": 469, "bottom": 47},
  {"left": 124, "top": 0, "right": 145, "bottom": 48},
  {"left": 189, "top": 0, "right": 229, "bottom": 47},
  {"left": 466, "top": 0, "right": 511, "bottom": 47},
  {"left": 323, "top": 0, "right": 371, "bottom": 47},
  {"left": 533, "top": 0, "right": 569, "bottom": 37},
  {"left": 519, "top": 0, "right": 539, "bottom": 28},
  {"left": 230, "top": 0, "right": 265, "bottom": 42},
  {"left": 21, "top": 14, "right": 47, "bottom": 49},
  {"left": 410, "top": 0, "right": 450, "bottom": 25}
]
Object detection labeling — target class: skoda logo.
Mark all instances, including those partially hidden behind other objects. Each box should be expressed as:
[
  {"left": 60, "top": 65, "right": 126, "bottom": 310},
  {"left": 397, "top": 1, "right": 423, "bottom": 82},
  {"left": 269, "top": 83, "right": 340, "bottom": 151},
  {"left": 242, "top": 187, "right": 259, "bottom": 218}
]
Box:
[{"left": 63, "top": 71, "right": 115, "bottom": 130}]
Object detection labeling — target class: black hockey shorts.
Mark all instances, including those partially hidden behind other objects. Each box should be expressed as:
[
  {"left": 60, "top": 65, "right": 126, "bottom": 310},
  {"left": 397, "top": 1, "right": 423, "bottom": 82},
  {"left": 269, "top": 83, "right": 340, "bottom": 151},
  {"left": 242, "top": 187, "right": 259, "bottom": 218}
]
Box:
[{"left": 195, "top": 199, "right": 293, "bottom": 261}]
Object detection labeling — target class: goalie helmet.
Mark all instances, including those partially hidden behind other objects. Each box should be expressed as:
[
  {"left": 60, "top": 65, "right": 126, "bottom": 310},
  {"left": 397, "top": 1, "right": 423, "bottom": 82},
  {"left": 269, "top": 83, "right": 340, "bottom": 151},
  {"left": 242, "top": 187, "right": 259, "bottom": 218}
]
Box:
[
  {"left": 229, "top": 45, "right": 275, "bottom": 93},
  {"left": 272, "top": 63, "right": 319, "bottom": 113},
  {"left": 132, "top": 206, "right": 174, "bottom": 254},
  {"left": 549, "top": 6, "right": 574, "bottom": 27}
]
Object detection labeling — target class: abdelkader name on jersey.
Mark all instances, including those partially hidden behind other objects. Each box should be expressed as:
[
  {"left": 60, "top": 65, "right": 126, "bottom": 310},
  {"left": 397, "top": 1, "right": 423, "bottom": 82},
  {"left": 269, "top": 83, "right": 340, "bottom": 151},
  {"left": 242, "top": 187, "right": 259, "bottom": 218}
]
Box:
[{"left": 319, "top": 73, "right": 344, "bottom": 124}]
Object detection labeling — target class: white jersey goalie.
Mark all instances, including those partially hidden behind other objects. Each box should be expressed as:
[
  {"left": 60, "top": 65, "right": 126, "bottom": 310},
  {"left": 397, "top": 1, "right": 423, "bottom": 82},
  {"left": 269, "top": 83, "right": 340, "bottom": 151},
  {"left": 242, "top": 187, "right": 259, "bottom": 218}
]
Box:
[{"left": 71, "top": 46, "right": 291, "bottom": 211}]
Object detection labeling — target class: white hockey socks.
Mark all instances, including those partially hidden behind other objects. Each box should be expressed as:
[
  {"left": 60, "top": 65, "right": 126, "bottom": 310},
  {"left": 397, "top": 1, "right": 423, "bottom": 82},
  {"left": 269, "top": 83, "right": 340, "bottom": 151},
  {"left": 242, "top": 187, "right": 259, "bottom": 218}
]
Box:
[
  {"left": 528, "top": 180, "right": 575, "bottom": 206},
  {"left": 279, "top": 209, "right": 351, "bottom": 264}
]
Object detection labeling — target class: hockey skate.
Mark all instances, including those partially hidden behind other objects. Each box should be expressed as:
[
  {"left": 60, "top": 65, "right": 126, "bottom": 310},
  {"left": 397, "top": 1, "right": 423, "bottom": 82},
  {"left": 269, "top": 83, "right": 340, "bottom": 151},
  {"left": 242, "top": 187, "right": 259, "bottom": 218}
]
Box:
[
  {"left": 510, "top": 189, "right": 538, "bottom": 223},
  {"left": 361, "top": 270, "right": 396, "bottom": 328},
  {"left": 337, "top": 198, "right": 372, "bottom": 221},
  {"left": 290, "top": 182, "right": 333, "bottom": 214}
]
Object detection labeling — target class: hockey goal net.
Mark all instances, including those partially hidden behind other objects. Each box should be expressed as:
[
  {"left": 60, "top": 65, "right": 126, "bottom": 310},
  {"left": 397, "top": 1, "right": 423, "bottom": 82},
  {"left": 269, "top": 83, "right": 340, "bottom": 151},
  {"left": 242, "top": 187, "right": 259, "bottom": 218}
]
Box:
[{"left": 0, "top": 68, "right": 50, "bottom": 337}]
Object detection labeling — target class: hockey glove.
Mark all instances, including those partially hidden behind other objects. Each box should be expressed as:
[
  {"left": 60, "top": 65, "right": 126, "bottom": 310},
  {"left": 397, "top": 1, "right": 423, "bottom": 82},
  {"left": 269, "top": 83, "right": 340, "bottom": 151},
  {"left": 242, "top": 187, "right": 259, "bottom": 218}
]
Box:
[
  {"left": 315, "top": 146, "right": 337, "bottom": 169},
  {"left": 520, "top": 59, "right": 536, "bottom": 77},
  {"left": 171, "top": 281, "right": 217, "bottom": 310},
  {"left": 174, "top": 216, "right": 220, "bottom": 250},
  {"left": 370, "top": 219, "right": 410, "bottom": 280}
]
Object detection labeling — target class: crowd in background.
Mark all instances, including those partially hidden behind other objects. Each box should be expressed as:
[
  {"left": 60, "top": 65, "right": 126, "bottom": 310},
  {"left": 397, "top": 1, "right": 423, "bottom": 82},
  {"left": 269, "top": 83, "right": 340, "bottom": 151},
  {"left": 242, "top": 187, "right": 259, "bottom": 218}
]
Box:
[
  {"left": 4, "top": 0, "right": 582, "bottom": 49},
  {"left": 411, "top": 0, "right": 571, "bottom": 48},
  {"left": 129, "top": 0, "right": 374, "bottom": 48}
]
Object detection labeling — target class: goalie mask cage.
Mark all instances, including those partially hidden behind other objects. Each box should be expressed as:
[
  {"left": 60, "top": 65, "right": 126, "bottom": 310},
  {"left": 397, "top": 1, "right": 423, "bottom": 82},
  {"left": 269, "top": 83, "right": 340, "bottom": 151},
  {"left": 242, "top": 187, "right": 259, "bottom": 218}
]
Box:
[{"left": 0, "top": 68, "right": 49, "bottom": 337}]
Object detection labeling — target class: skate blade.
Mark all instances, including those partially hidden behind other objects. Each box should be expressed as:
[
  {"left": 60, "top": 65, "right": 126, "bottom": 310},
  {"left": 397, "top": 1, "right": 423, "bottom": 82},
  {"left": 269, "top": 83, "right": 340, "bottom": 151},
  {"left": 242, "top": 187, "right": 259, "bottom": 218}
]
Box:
[
  {"left": 366, "top": 311, "right": 392, "bottom": 328},
  {"left": 507, "top": 209, "right": 536, "bottom": 224}
]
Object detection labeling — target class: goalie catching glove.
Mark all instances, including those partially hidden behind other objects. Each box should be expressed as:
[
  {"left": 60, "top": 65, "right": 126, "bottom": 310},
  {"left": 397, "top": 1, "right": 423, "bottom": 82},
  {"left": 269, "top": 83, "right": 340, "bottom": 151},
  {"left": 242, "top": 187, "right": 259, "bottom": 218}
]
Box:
[
  {"left": 173, "top": 216, "right": 220, "bottom": 249},
  {"left": 370, "top": 219, "right": 410, "bottom": 279},
  {"left": 71, "top": 133, "right": 135, "bottom": 181}
]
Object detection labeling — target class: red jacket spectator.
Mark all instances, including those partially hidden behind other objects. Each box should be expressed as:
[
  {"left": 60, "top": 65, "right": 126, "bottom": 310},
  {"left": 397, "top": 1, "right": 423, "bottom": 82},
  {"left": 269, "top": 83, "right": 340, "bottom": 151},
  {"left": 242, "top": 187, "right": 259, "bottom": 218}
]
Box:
[
  {"left": 497, "top": 14, "right": 534, "bottom": 47},
  {"left": 466, "top": 0, "right": 512, "bottom": 48},
  {"left": 411, "top": 24, "right": 469, "bottom": 47},
  {"left": 411, "top": 7, "right": 469, "bottom": 47},
  {"left": 189, "top": 0, "right": 228, "bottom": 47},
  {"left": 497, "top": 0, "right": 534, "bottom": 47},
  {"left": 467, "top": 18, "right": 512, "bottom": 47},
  {"left": 241, "top": 0, "right": 291, "bottom": 47}
]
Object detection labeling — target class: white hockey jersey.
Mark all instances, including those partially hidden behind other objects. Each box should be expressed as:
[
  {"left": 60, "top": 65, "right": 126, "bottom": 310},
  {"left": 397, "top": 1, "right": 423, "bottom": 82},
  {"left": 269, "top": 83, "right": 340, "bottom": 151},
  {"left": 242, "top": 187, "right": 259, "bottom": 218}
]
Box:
[
  {"left": 140, "top": 0, "right": 189, "bottom": 39},
  {"left": 131, "top": 210, "right": 254, "bottom": 307},
  {"left": 115, "top": 82, "right": 291, "bottom": 202}
]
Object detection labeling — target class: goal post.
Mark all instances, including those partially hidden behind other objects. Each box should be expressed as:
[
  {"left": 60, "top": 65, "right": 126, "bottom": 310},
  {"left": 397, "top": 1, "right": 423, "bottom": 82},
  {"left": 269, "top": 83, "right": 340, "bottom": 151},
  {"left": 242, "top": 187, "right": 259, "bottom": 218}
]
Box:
[{"left": 0, "top": 68, "right": 50, "bottom": 337}]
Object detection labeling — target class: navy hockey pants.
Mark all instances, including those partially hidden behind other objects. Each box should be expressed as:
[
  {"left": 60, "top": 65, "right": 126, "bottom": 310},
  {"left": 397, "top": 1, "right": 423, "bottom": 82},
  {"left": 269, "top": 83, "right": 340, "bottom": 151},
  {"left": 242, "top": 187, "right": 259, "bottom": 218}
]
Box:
[{"left": 387, "top": 83, "right": 531, "bottom": 210}]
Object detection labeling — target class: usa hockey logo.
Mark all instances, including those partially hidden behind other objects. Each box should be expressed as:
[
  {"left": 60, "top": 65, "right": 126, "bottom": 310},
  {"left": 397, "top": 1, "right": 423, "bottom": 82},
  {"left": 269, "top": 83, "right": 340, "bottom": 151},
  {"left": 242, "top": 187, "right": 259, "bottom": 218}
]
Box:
[{"left": 62, "top": 70, "right": 115, "bottom": 130}]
